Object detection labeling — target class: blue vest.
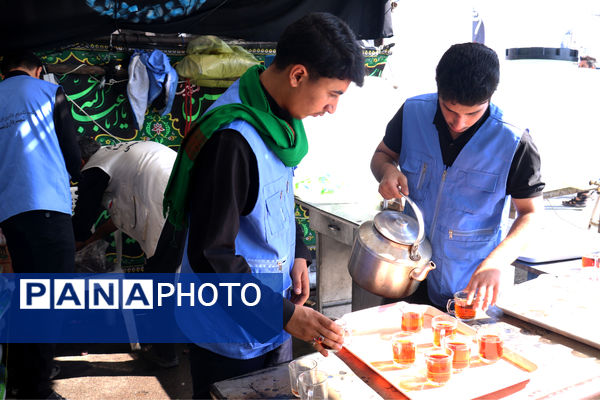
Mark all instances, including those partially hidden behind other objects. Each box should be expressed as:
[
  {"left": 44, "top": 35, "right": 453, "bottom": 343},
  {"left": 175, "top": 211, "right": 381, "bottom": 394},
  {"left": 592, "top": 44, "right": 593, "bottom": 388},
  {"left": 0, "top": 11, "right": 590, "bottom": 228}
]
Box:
[
  {"left": 0, "top": 75, "right": 71, "bottom": 222},
  {"left": 178, "top": 80, "right": 295, "bottom": 359},
  {"left": 399, "top": 94, "right": 522, "bottom": 307}
]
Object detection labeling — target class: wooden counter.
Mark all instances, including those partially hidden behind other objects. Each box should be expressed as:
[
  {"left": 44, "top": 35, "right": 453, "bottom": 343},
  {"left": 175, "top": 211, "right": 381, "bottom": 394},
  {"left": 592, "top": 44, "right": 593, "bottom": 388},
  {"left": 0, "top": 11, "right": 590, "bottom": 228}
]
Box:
[{"left": 210, "top": 307, "right": 600, "bottom": 399}]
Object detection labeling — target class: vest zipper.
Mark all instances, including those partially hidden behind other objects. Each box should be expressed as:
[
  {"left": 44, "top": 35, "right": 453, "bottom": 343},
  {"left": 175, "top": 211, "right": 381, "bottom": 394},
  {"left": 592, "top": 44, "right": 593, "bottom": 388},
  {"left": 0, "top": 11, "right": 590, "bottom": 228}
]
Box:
[
  {"left": 429, "top": 168, "right": 448, "bottom": 242},
  {"left": 417, "top": 163, "right": 427, "bottom": 190},
  {"left": 448, "top": 227, "right": 496, "bottom": 239}
]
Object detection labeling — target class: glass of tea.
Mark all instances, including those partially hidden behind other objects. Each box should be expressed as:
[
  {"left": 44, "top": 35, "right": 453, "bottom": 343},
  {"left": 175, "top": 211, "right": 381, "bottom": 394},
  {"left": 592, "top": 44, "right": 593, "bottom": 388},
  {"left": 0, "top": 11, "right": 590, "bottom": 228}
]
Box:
[
  {"left": 288, "top": 358, "right": 317, "bottom": 397},
  {"left": 443, "top": 334, "right": 472, "bottom": 372},
  {"left": 446, "top": 290, "right": 476, "bottom": 321},
  {"left": 326, "top": 318, "right": 351, "bottom": 353},
  {"left": 431, "top": 314, "right": 458, "bottom": 347},
  {"left": 477, "top": 325, "right": 504, "bottom": 364},
  {"left": 391, "top": 332, "right": 416, "bottom": 368},
  {"left": 582, "top": 252, "right": 600, "bottom": 268},
  {"left": 298, "top": 369, "right": 329, "bottom": 400},
  {"left": 401, "top": 304, "right": 424, "bottom": 333},
  {"left": 425, "top": 347, "right": 453, "bottom": 386}
]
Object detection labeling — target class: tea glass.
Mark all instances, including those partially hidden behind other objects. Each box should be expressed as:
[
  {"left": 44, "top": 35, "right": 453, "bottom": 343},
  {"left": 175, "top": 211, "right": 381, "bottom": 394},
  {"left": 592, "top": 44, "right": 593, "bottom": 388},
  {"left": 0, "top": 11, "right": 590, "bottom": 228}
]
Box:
[
  {"left": 391, "top": 331, "right": 416, "bottom": 367},
  {"left": 582, "top": 252, "right": 600, "bottom": 268},
  {"left": 442, "top": 334, "right": 472, "bottom": 372},
  {"left": 288, "top": 358, "right": 317, "bottom": 397},
  {"left": 425, "top": 347, "right": 454, "bottom": 386},
  {"left": 477, "top": 325, "right": 504, "bottom": 364},
  {"left": 431, "top": 314, "right": 458, "bottom": 347},
  {"left": 446, "top": 290, "right": 476, "bottom": 321},
  {"left": 298, "top": 369, "right": 329, "bottom": 400},
  {"left": 324, "top": 318, "right": 351, "bottom": 353},
  {"left": 401, "top": 304, "right": 424, "bottom": 332}
]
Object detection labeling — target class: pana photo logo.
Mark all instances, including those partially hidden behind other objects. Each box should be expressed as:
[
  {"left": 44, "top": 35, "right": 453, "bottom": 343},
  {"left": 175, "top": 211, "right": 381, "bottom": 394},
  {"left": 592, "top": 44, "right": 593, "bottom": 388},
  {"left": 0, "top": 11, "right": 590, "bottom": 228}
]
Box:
[{"left": 19, "top": 279, "right": 262, "bottom": 310}]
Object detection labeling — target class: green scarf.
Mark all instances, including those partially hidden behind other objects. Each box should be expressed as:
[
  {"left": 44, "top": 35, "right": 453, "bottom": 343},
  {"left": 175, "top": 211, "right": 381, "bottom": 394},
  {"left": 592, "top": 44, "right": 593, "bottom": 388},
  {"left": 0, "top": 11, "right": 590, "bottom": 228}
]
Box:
[{"left": 164, "top": 64, "right": 308, "bottom": 229}]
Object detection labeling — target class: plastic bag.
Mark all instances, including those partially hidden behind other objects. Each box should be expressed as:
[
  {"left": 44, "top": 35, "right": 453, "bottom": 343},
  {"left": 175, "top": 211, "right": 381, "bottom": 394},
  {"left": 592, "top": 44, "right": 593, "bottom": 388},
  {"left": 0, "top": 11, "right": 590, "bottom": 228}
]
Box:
[
  {"left": 75, "top": 240, "right": 112, "bottom": 273},
  {"left": 176, "top": 35, "right": 259, "bottom": 87}
]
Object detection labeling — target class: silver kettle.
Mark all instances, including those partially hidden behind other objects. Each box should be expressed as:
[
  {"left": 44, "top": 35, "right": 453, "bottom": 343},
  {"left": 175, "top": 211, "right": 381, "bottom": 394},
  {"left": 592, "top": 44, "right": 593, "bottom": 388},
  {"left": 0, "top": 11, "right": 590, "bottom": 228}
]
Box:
[{"left": 347, "top": 193, "right": 436, "bottom": 298}]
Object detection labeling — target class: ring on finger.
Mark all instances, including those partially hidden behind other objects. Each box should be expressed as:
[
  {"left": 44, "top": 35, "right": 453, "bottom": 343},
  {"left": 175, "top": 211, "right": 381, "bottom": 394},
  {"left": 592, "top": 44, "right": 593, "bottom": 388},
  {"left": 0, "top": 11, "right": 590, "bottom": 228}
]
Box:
[{"left": 312, "top": 334, "right": 324, "bottom": 345}]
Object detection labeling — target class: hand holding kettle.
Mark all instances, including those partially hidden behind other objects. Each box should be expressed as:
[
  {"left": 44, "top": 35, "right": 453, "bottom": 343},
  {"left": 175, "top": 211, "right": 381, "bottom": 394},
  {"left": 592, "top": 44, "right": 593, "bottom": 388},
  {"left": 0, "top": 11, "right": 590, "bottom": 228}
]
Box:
[
  {"left": 378, "top": 165, "right": 409, "bottom": 199},
  {"left": 371, "top": 141, "right": 409, "bottom": 199}
]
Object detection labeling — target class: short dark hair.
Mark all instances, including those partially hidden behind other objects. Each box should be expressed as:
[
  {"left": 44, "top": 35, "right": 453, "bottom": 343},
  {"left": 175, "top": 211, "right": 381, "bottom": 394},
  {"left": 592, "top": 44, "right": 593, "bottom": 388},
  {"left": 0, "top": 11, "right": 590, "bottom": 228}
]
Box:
[
  {"left": 1, "top": 51, "right": 43, "bottom": 75},
  {"left": 273, "top": 12, "right": 365, "bottom": 87},
  {"left": 78, "top": 136, "right": 101, "bottom": 162},
  {"left": 435, "top": 42, "right": 500, "bottom": 105}
]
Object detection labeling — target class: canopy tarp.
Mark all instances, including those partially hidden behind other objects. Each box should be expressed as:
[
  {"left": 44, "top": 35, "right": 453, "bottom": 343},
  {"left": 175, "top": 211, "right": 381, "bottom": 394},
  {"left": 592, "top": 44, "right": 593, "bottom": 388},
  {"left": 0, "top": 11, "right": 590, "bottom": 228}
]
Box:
[{"left": 0, "top": 0, "right": 393, "bottom": 52}]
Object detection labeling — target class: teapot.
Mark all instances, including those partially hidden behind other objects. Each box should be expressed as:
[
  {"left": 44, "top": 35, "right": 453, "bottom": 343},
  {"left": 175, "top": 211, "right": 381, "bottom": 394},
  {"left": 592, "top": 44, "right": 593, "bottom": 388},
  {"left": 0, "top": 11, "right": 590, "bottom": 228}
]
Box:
[{"left": 347, "top": 193, "right": 436, "bottom": 298}]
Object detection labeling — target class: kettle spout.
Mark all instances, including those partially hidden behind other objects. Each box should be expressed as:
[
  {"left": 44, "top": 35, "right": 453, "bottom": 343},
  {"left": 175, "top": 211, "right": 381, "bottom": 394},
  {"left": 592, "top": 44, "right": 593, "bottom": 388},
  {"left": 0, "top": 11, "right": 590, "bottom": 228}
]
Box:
[{"left": 409, "top": 261, "right": 436, "bottom": 281}]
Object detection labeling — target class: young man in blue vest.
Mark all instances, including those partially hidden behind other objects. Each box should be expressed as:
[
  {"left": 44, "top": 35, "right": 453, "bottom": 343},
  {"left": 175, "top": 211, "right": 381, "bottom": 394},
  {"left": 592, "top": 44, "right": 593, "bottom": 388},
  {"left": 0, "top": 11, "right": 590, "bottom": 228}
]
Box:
[
  {"left": 371, "top": 42, "right": 545, "bottom": 312},
  {"left": 0, "top": 51, "right": 81, "bottom": 399},
  {"left": 163, "top": 12, "right": 365, "bottom": 398}
]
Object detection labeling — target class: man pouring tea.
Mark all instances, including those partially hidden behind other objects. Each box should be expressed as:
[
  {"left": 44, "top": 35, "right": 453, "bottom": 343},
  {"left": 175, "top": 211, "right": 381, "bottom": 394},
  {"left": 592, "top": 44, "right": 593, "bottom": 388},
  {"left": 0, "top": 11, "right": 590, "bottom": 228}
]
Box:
[{"left": 370, "top": 42, "right": 544, "bottom": 311}]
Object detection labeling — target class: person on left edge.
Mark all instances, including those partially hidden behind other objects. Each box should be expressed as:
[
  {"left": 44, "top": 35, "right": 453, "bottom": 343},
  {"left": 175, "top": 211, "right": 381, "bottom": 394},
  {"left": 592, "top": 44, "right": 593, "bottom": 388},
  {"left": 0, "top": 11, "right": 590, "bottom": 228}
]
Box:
[{"left": 0, "top": 51, "right": 81, "bottom": 400}]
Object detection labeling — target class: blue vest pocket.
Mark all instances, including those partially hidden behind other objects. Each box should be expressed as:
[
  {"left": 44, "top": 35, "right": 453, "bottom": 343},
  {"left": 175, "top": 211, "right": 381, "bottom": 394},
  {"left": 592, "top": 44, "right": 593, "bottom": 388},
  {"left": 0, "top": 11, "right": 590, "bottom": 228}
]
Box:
[
  {"left": 451, "top": 170, "right": 500, "bottom": 214},
  {"left": 442, "top": 228, "right": 497, "bottom": 261},
  {"left": 466, "top": 169, "right": 498, "bottom": 192},
  {"left": 401, "top": 154, "right": 432, "bottom": 201},
  {"left": 264, "top": 179, "right": 289, "bottom": 243}
]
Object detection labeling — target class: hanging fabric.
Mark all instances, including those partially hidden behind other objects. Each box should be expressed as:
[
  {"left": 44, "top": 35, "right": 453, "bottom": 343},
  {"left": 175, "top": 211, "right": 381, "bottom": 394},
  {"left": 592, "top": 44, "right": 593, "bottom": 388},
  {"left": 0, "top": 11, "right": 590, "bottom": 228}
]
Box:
[{"left": 127, "top": 49, "right": 179, "bottom": 131}]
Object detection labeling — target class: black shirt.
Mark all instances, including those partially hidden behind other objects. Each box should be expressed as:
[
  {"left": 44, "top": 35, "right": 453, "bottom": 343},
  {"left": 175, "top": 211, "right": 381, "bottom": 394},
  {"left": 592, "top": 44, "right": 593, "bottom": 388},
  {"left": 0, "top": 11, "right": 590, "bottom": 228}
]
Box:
[
  {"left": 5, "top": 70, "right": 82, "bottom": 182},
  {"left": 186, "top": 82, "right": 310, "bottom": 325},
  {"left": 383, "top": 101, "right": 545, "bottom": 198}
]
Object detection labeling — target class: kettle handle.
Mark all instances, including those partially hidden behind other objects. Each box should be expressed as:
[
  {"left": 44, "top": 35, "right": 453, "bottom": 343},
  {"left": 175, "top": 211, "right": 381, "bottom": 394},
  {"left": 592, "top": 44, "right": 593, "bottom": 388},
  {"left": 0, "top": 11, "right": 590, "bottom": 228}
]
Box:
[{"left": 383, "top": 192, "right": 425, "bottom": 261}]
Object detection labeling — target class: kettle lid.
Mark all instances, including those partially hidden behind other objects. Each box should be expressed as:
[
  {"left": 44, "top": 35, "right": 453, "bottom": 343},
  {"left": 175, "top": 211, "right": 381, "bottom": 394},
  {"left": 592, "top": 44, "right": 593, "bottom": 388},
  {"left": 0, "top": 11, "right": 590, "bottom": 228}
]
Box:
[{"left": 373, "top": 210, "right": 421, "bottom": 245}]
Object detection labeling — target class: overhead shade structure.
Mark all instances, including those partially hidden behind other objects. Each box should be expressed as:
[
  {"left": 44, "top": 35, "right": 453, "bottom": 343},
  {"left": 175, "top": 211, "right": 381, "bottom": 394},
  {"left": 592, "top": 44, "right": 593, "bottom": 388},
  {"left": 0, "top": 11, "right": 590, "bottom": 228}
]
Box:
[
  {"left": 505, "top": 47, "right": 579, "bottom": 61},
  {"left": 0, "top": 0, "right": 393, "bottom": 52}
]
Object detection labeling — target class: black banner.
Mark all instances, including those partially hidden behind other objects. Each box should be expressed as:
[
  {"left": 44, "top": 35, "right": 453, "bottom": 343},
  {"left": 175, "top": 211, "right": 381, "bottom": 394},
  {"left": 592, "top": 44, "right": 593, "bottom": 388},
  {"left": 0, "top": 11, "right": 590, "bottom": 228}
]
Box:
[{"left": 1, "top": 0, "right": 393, "bottom": 52}]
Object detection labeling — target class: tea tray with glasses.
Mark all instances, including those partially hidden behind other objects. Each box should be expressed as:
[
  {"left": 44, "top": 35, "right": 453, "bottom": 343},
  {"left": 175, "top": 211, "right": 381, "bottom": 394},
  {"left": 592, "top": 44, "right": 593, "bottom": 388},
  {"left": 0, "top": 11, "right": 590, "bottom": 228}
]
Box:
[
  {"left": 497, "top": 272, "right": 600, "bottom": 350},
  {"left": 341, "top": 302, "right": 534, "bottom": 400}
]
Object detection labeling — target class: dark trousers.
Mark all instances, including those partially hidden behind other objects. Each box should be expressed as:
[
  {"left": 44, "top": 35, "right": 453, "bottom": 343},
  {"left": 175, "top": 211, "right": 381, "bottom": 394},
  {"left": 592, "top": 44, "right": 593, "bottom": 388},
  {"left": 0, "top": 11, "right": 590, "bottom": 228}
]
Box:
[
  {"left": 1, "top": 210, "right": 75, "bottom": 398},
  {"left": 144, "top": 221, "right": 187, "bottom": 273},
  {"left": 1, "top": 210, "right": 75, "bottom": 273},
  {"left": 143, "top": 221, "right": 187, "bottom": 364},
  {"left": 6, "top": 343, "right": 56, "bottom": 398},
  {"left": 189, "top": 338, "right": 292, "bottom": 399}
]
